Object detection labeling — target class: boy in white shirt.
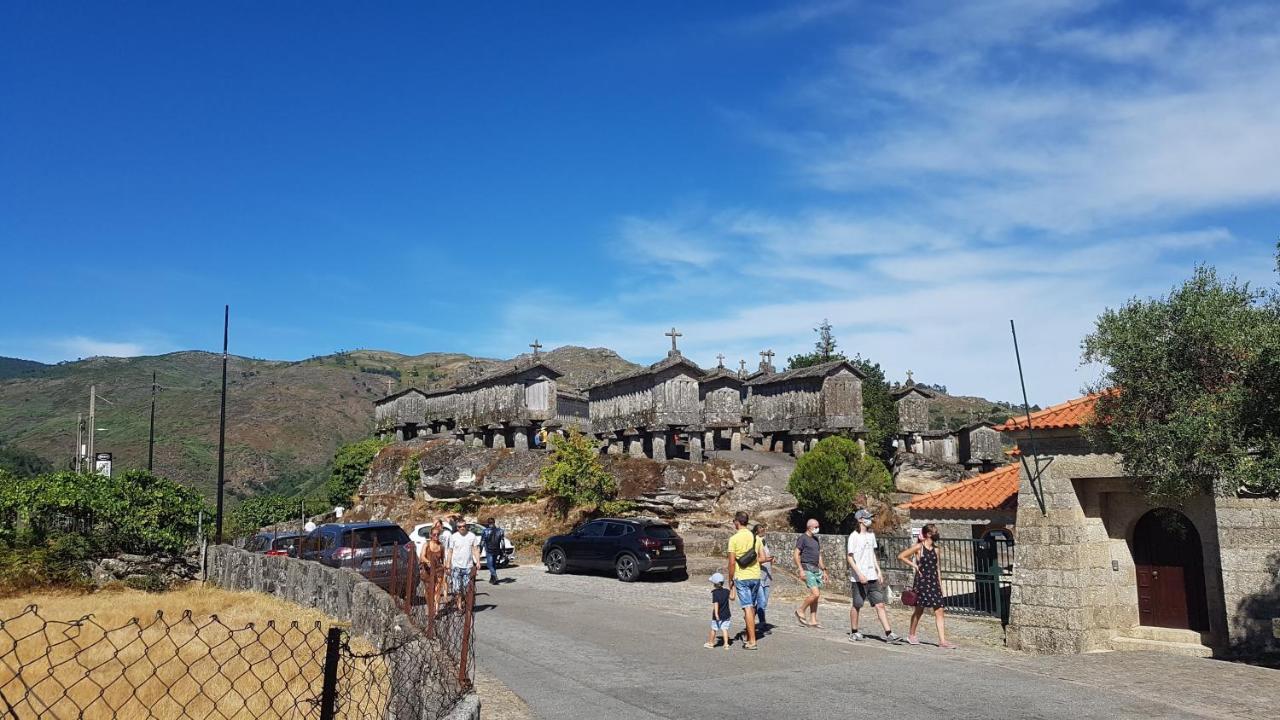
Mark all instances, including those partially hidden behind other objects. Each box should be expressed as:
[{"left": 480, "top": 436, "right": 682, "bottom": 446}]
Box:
[{"left": 847, "top": 509, "right": 903, "bottom": 643}]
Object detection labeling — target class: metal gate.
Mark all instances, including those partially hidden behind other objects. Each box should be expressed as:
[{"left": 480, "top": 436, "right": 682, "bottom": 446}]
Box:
[{"left": 878, "top": 535, "right": 1014, "bottom": 624}]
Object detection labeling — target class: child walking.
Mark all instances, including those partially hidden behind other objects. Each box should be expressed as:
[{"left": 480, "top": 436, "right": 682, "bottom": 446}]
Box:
[{"left": 705, "top": 572, "right": 732, "bottom": 649}]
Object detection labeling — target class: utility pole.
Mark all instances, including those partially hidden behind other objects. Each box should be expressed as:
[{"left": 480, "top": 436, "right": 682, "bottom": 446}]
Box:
[
  {"left": 215, "top": 305, "right": 229, "bottom": 545},
  {"left": 75, "top": 413, "right": 84, "bottom": 472},
  {"left": 147, "top": 371, "right": 157, "bottom": 471},
  {"left": 87, "top": 384, "right": 96, "bottom": 472}
]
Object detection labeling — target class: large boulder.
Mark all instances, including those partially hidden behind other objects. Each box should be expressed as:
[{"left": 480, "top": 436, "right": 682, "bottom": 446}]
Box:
[{"left": 892, "top": 452, "right": 972, "bottom": 495}]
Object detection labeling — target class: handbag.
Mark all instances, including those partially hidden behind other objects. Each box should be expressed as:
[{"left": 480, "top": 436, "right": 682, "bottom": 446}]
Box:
[
  {"left": 734, "top": 529, "right": 759, "bottom": 569},
  {"left": 900, "top": 588, "right": 918, "bottom": 607}
]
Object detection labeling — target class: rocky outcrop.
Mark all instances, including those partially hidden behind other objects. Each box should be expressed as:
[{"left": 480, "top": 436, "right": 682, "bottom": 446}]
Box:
[
  {"left": 892, "top": 452, "right": 972, "bottom": 495},
  {"left": 88, "top": 549, "right": 202, "bottom": 589},
  {"left": 357, "top": 441, "right": 799, "bottom": 524}
]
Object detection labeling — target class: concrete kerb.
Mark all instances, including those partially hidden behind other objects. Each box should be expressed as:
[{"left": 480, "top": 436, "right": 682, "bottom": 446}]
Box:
[{"left": 204, "top": 545, "right": 478, "bottom": 718}]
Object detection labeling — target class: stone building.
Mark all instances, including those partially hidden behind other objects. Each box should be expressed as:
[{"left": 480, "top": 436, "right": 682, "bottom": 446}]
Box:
[
  {"left": 699, "top": 361, "right": 746, "bottom": 452},
  {"left": 958, "top": 420, "right": 1002, "bottom": 471},
  {"left": 588, "top": 343, "right": 705, "bottom": 462},
  {"left": 374, "top": 388, "right": 429, "bottom": 441},
  {"left": 422, "top": 388, "right": 458, "bottom": 434},
  {"left": 745, "top": 359, "right": 866, "bottom": 455},
  {"left": 1000, "top": 393, "right": 1280, "bottom": 658},
  {"left": 891, "top": 381, "right": 934, "bottom": 433},
  {"left": 447, "top": 360, "right": 586, "bottom": 450}
]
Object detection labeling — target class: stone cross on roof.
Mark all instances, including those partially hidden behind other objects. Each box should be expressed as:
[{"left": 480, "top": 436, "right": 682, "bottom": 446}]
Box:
[
  {"left": 716, "top": 353, "right": 725, "bottom": 368},
  {"left": 758, "top": 349, "right": 776, "bottom": 374},
  {"left": 738, "top": 359, "right": 747, "bottom": 377},
  {"left": 665, "top": 327, "right": 682, "bottom": 356},
  {"left": 530, "top": 339, "right": 542, "bottom": 358},
  {"left": 906, "top": 369, "right": 914, "bottom": 383}
]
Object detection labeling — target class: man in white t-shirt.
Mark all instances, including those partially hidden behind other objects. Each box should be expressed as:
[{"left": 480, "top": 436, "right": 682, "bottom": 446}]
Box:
[
  {"left": 847, "top": 509, "right": 902, "bottom": 643},
  {"left": 445, "top": 519, "right": 482, "bottom": 610}
]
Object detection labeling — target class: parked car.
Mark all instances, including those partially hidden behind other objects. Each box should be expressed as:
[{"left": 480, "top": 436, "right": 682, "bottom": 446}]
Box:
[
  {"left": 412, "top": 522, "right": 515, "bottom": 568},
  {"left": 244, "top": 531, "right": 304, "bottom": 557},
  {"left": 296, "top": 521, "right": 415, "bottom": 590},
  {"left": 542, "top": 518, "right": 686, "bottom": 582}
]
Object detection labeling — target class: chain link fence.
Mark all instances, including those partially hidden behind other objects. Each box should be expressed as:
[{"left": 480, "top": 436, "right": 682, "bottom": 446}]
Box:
[{"left": 0, "top": 561, "right": 476, "bottom": 720}]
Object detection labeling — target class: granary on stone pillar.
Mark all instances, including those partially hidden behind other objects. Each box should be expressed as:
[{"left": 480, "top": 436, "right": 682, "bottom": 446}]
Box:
[
  {"left": 957, "top": 420, "right": 1002, "bottom": 471},
  {"left": 699, "top": 357, "right": 746, "bottom": 452},
  {"left": 914, "top": 429, "right": 960, "bottom": 464},
  {"left": 373, "top": 388, "right": 429, "bottom": 441},
  {"left": 588, "top": 333, "right": 705, "bottom": 462},
  {"left": 891, "top": 380, "right": 935, "bottom": 435},
  {"left": 422, "top": 388, "right": 459, "bottom": 434},
  {"left": 745, "top": 359, "right": 866, "bottom": 455},
  {"left": 450, "top": 360, "right": 567, "bottom": 451}
]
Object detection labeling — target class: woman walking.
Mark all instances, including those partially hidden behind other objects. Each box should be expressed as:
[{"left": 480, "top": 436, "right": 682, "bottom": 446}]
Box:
[
  {"left": 897, "top": 524, "right": 956, "bottom": 649},
  {"left": 419, "top": 520, "right": 447, "bottom": 606}
]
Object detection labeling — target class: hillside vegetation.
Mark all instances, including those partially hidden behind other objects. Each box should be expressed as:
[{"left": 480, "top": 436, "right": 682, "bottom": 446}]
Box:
[{"left": 0, "top": 346, "right": 636, "bottom": 502}]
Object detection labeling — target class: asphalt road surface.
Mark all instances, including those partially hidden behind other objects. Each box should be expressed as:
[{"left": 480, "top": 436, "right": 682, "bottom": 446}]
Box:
[{"left": 474, "top": 565, "right": 1276, "bottom": 720}]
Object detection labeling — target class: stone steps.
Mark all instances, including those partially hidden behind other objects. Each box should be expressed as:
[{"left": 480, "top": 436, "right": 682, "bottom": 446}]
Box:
[
  {"left": 1109, "top": 635, "right": 1214, "bottom": 658},
  {"left": 1117, "top": 625, "right": 1210, "bottom": 644}
]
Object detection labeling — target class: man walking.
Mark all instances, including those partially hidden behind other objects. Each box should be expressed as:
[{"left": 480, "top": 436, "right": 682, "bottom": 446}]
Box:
[
  {"left": 847, "top": 509, "right": 902, "bottom": 642},
  {"left": 793, "top": 518, "right": 827, "bottom": 627},
  {"left": 481, "top": 517, "right": 506, "bottom": 585},
  {"left": 444, "top": 519, "right": 482, "bottom": 611},
  {"left": 726, "top": 511, "right": 763, "bottom": 650}
]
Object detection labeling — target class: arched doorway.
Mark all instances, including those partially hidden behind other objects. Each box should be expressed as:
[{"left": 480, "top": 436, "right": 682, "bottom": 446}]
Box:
[{"left": 1132, "top": 510, "right": 1209, "bottom": 631}]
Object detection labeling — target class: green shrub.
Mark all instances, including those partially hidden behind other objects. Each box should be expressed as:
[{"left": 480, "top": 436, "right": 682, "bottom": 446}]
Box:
[
  {"left": 540, "top": 430, "right": 616, "bottom": 507},
  {"left": 325, "top": 437, "right": 391, "bottom": 506},
  {"left": 787, "top": 436, "right": 891, "bottom": 527},
  {"left": 597, "top": 499, "right": 636, "bottom": 517},
  {"left": 228, "top": 494, "right": 329, "bottom": 538},
  {"left": 400, "top": 452, "right": 422, "bottom": 497}
]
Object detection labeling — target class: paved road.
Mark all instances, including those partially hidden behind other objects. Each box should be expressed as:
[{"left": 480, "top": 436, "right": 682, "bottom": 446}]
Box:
[{"left": 474, "top": 565, "right": 1277, "bottom": 720}]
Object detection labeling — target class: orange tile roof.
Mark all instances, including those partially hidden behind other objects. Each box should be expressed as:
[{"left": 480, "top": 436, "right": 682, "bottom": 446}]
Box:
[
  {"left": 899, "top": 463, "right": 1021, "bottom": 512},
  {"left": 995, "top": 392, "right": 1107, "bottom": 432}
]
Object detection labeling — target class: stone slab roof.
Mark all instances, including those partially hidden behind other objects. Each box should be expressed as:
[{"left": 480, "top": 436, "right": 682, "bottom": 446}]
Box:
[
  {"left": 890, "top": 383, "right": 936, "bottom": 400},
  {"left": 699, "top": 367, "right": 745, "bottom": 385},
  {"left": 454, "top": 361, "right": 564, "bottom": 391},
  {"left": 374, "top": 387, "right": 426, "bottom": 405},
  {"left": 588, "top": 353, "right": 705, "bottom": 390},
  {"left": 899, "top": 463, "right": 1020, "bottom": 512},
  {"left": 745, "top": 359, "right": 866, "bottom": 386}
]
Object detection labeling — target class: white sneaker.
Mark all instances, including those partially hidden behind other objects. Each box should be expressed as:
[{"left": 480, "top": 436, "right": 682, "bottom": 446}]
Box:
[{"left": 849, "top": 631, "right": 864, "bottom": 642}]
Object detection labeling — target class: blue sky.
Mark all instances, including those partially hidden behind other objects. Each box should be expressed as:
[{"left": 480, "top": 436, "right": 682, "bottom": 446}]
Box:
[{"left": 2, "top": 1, "right": 1278, "bottom": 403}]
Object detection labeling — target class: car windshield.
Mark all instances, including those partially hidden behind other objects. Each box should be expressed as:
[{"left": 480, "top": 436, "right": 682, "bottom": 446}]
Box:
[
  {"left": 645, "top": 525, "right": 678, "bottom": 539},
  {"left": 344, "top": 526, "right": 409, "bottom": 547},
  {"left": 272, "top": 536, "right": 300, "bottom": 551}
]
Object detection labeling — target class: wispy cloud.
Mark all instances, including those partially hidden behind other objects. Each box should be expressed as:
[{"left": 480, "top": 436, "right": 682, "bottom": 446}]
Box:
[
  {"left": 52, "top": 336, "right": 150, "bottom": 359},
  {"left": 506, "top": 4, "right": 1280, "bottom": 404}
]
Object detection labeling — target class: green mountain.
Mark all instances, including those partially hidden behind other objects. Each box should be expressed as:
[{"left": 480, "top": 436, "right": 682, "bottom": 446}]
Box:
[{"left": 0, "top": 347, "right": 637, "bottom": 503}]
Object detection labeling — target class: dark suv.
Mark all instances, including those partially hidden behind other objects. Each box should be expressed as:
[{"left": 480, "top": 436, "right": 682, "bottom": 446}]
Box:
[
  {"left": 542, "top": 518, "right": 686, "bottom": 582},
  {"left": 245, "top": 531, "right": 303, "bottom": 557},
  {"left": 297, "top": 521, "right": 415, "bottom": 590}
]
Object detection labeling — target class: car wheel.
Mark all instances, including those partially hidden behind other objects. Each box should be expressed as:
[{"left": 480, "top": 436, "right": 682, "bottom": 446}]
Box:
[
  {"left": 615, "top": 553, "right": 640, "bottom": 583},
  {"left": 545, "top": 547, "right": 567, "bottom": 574}
]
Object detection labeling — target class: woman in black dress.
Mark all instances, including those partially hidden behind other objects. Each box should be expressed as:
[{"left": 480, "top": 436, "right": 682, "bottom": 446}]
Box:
[{"left": 897, "top": 524, "right": 956, "bottom": 648}]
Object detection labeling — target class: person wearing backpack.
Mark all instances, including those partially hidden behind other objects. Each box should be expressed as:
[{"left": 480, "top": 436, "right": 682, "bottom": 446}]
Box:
[
  {"left": 481, "top": 517, "right": 506, "bottom": 585},
  {"left": 725, "top": 511, "right": 763, "bottom": 650}
]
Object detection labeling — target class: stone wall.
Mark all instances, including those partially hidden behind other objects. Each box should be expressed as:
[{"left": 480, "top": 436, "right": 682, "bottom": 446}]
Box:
[
  {"left": 963, "top": 425, "right": 1002, "bottom": 464},
  {"left": 702, "top": 384, "right": 744, "bottom": 428},
  {"left": 590, "top": 378, "right": 657, "bottom": 434},
  {"left": 376, "top": 390, "right": 428, "bottom": 427},
  {"left": 1213, "top": 495, "right": 1280, "bottom": 655},
  {"left": 749, "top": 380, "right": 824, "bottom": 434},
  {"left": 205, "top": 545, "right": 479, "bottom": 720},
  {"left": 896, "top": 394, "right": 929, "bottom": 433}
]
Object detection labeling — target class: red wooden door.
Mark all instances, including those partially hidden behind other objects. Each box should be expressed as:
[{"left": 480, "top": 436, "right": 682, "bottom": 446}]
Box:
[{"left": 1136, "top": 564, "right": 1190, "bottom": 629}]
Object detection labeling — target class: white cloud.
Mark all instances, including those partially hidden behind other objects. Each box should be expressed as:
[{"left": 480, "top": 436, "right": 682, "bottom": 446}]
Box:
[{"left": 52, "top": 336, "right": 149, "bottom": 359}]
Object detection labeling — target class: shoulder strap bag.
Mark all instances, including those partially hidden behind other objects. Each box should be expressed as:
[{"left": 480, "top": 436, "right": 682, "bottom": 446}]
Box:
[{"left": 734, "top": 529, "right": 759, "bottom": 569}]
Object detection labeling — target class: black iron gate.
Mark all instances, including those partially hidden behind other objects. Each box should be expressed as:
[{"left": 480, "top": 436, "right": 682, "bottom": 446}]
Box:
[{"left": 877, "top": 535, "right": 1014, "bottom": 624}]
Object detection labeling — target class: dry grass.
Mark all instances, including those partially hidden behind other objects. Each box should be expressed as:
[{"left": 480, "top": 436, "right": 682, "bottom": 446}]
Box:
[{"left": 0, "top": 584, "right": 379, "bottom": 720}]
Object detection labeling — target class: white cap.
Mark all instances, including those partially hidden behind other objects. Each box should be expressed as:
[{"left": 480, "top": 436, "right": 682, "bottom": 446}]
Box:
[{"left": 709, "top": 572, "right": 725, "bottom": 584}]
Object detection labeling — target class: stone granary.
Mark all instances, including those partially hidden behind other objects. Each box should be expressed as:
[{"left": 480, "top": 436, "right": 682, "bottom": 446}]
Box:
[
  {"left": 446, "top": 360, "right": 590, "bottom": 449},
  {"left": 958, "top": 420, "right": 1002, "bottom": 471},
  {"left": 745, "top": 359, "right": 867, "bottom": 455},
  {"left": 374, "top": 388, "right": 429, "bottom": 440},
  {"left": 698, "top": 358, "right": 747, "bottom": 453},
  {"left": 1000, "top": 393, "right": 1280, "bottom": 659},
  {"left": 892, "top": 380, "right": 1001, "bottom": 469},
  {"left": 588, "top": 335, "right": 706, "bottom": 462}
]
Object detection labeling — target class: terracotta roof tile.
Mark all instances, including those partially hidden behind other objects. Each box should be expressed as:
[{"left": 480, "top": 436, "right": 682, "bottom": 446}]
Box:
[
  {"left": 899, "top": 463, "right": 1020, "bottom": 512},
  {"left": 996, "top": 392, "right": 1107, "bottom": 432}
]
